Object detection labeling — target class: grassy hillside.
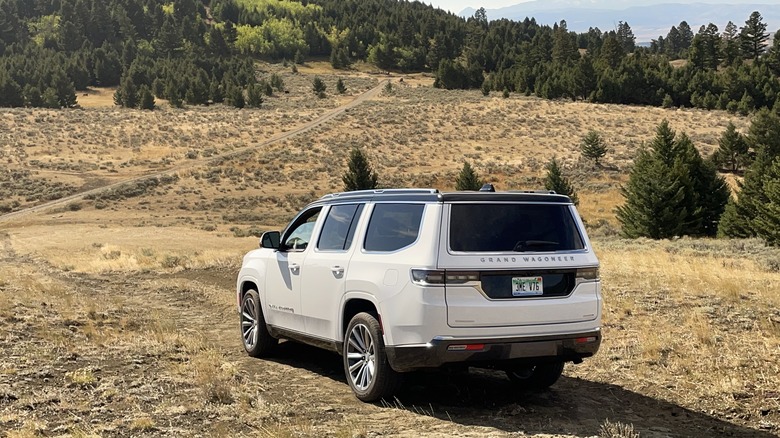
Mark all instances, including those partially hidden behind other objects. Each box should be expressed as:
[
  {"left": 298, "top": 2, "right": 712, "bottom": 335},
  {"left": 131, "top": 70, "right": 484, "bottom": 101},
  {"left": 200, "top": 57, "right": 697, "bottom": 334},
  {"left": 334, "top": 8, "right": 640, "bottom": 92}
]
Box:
[{"left": 0, "top": 64, "right": 777, "bottom": 437}]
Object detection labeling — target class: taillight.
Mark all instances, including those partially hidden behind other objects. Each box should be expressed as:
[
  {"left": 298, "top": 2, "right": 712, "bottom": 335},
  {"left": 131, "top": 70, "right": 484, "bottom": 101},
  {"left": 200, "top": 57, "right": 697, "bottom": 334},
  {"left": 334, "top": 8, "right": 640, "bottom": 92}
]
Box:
[
  {"left": 576, "top": 267, "right": 599, "bottom": 281},
  {"left": 411, "top": 269, "right": 480, "bottom": 286}
]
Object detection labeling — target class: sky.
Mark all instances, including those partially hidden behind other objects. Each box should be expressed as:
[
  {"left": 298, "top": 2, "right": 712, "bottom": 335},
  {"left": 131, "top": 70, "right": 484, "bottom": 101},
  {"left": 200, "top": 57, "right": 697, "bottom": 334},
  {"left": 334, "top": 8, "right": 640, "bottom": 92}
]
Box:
[
  {"left": 426, "top": 0, "right": 522, "bottom": 14},
  {"left": 426, "top": 0, "right": 778, "bottom": 15}
]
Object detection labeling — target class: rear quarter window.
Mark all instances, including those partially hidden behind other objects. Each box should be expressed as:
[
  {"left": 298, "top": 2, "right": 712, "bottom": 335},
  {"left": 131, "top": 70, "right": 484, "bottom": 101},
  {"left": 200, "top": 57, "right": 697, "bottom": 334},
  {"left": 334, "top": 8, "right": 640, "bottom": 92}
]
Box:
[
  {"left": 364, "top": 204, "right": 424, "bottom": 252},
  {"left": 449, "top": 203, "right": 584, "bottom": 252}
]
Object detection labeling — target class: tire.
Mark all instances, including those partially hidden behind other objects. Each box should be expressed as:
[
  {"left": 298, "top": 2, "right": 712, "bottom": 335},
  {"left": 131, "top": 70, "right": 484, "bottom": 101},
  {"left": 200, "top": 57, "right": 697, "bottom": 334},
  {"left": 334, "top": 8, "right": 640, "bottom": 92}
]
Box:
[
  {"left": 343, "top": 312, "right": 400, "bottom": 402},
  {"left": 506, "top": 361, "right": 565, "bottom": 390},
  {"left": 240, "top": 289, "right": 277, "bottom": 358}
]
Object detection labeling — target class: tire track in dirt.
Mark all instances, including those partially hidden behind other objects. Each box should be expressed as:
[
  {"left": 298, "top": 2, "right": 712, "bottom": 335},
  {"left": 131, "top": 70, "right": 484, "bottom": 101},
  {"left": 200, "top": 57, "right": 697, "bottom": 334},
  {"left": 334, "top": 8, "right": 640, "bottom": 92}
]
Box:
[{"left": 0, "top": 80, "right": 388, "bottom": 225}]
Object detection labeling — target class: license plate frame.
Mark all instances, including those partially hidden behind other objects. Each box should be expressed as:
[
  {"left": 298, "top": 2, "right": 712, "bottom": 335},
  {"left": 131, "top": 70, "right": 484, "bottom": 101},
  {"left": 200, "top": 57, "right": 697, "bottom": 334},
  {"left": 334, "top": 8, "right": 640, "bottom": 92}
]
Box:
[{"left": 512, "top": 276, "right": 543, "bottom": 296}]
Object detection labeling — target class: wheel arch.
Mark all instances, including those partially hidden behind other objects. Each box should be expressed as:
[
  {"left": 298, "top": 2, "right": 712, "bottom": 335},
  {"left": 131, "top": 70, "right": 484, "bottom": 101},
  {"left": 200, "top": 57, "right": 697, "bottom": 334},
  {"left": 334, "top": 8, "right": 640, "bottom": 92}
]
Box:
[
  {"left": 237, "top": 277, "right": 261, "bottom": 310},
  {"left": 342, "top": 297, "right": 380, "bottom": 339}
]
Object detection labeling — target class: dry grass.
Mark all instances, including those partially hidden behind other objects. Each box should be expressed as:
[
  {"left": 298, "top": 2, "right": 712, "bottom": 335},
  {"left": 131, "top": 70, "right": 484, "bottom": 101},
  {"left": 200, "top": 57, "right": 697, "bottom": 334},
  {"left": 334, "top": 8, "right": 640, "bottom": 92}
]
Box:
[
  {"left": 569, "top": 237, "right": 780, "bottom": 427},
  {"left": 1, "top": 62, "right": 777, "bottom": 437}
]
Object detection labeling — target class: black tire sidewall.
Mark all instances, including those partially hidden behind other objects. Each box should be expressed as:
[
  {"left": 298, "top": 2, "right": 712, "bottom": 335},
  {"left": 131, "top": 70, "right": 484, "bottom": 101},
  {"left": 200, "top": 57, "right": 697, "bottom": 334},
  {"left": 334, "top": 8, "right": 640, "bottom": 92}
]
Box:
[
  {"left": 241, "top": 289, "right": 275, "bottom": 357},
  {"left": 343, "top": 312, "right": 395, "bottom": 402}
]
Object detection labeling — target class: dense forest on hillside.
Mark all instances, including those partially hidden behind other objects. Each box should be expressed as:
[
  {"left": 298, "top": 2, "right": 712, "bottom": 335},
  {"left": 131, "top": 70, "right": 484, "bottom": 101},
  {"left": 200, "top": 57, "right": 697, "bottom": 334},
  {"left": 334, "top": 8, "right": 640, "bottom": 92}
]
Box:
[{"left": 0, "top": 0, "right": 778, "bottom": 112}]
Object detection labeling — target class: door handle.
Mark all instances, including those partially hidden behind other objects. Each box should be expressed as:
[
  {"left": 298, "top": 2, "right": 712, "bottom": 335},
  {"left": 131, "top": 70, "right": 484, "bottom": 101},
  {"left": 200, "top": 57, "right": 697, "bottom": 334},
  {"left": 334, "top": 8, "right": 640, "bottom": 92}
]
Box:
[
  {"left": 331, "top": 266, "right": 344, "bottom": 275},
  {"left": 289, "top": 263, "right": 300, "bottom": 274}
]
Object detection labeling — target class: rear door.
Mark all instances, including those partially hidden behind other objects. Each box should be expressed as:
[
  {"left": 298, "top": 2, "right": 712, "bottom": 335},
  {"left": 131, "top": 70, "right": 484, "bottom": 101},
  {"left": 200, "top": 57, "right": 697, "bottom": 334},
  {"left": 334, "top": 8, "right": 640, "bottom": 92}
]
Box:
[
  {"left": 439, "top": 201, "right": 600, "bottom": 328},
  {"left": 300, "top": 203, "right": 365, "bottom": 340}
]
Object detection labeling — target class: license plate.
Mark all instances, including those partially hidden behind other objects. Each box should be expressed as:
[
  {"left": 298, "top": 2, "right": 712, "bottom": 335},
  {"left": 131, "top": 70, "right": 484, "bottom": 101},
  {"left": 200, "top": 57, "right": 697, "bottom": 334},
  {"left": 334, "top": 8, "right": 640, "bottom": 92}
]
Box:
[{"left": 512, "top": 276, "right": 543, "bottom": 296}]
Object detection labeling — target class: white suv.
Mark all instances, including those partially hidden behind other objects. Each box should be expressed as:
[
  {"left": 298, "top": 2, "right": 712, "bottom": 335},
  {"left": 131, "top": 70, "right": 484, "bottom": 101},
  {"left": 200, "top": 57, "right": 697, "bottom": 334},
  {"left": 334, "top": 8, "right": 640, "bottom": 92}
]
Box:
[{"left": 236, "top": 188, "right": 601, "bottom": 401}]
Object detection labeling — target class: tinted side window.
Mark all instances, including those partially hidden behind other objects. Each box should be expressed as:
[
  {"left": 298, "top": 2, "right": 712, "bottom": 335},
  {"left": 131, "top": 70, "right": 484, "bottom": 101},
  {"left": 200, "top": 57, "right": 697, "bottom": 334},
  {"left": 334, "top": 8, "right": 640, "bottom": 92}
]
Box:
[
  {"left": 283, "top": 208, "right": 321, "bottom": 251},
  {"left": 317, "top": 204, "right": 364, "bottom": 251},
  {"left": 364, "top": 204, "right": 424, "bottom": 252},
  {"left": 449, "top": 203, "right": 584, "bottom": 252}
]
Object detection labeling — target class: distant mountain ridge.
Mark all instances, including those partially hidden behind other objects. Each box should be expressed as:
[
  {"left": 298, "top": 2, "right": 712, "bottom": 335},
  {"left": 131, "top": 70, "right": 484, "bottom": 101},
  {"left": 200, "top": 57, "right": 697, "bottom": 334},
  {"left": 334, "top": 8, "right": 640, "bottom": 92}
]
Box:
[{"left": 460, "top": 2, "right": 780, "bottom": 42}]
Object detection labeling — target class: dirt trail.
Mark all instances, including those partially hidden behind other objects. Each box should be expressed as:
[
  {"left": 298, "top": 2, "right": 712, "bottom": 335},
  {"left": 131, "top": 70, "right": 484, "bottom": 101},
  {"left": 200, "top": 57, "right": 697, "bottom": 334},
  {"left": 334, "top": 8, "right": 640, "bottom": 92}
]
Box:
[{"left": 0, "top": 80, "right": 388, "bottom": 224}]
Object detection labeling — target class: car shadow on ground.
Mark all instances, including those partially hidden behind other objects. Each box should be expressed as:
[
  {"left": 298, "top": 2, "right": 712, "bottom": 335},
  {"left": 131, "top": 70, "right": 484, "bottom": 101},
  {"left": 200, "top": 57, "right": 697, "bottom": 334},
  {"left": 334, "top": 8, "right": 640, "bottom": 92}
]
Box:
[{"left": 264, "top": 341, "right": 772, "bottom": 437}]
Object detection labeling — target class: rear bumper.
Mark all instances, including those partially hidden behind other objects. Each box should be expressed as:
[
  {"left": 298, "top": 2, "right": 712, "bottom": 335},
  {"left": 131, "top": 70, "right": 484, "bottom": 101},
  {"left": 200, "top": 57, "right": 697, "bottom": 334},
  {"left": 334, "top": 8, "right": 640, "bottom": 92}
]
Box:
[{"left": 385, "top": 329, "right": 601, "bottom": 372}]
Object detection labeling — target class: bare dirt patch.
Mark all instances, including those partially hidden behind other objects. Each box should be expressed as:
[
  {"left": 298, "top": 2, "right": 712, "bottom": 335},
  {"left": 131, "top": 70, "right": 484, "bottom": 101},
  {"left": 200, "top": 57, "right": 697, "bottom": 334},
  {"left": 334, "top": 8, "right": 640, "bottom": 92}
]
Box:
[{"left": 0, "top": 65, "right": 774, "bottom": 437}]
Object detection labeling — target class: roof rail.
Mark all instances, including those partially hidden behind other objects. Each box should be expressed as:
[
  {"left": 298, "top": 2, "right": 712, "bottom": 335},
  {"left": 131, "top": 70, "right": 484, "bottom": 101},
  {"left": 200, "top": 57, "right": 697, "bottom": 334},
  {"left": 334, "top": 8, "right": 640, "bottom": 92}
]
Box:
[
  {"left": 507, "top": 190, "right": 558, "bottom": 195},
  {"left": 319, "top": 188, "right": 439, "bottom": 200}
]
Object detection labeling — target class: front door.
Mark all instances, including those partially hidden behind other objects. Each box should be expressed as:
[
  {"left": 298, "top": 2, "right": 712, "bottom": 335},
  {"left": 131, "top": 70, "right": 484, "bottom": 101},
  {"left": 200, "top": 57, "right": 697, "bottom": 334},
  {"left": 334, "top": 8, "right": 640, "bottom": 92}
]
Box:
[{"left": 263, "top": 207, "right": 322, "bottom": 333}]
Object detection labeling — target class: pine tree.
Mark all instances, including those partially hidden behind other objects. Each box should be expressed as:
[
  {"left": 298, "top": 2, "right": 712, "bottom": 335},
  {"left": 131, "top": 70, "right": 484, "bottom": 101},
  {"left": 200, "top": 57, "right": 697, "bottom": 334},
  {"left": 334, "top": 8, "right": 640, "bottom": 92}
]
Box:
[
  {"left": 138, "top": 84, "right": 155, "bottom": 110},
  {"left": 116, "top": 75, "right": 138, "bottom": 108},
  {"left": 740, "top": 11, "right": 769, "bottom": 61},
  {"left": 270, "top": 73, "right": 285, "bottom": 92},
  {"left": 42, "top": 87, "right": 60, "bottom": 108},
  {"left": 342, "top": 147, "right": 378, "bottom": 191},
  {"left": 754, "top": 158, "right": 780, "bottom": 245},
  {"left": 544, "top": 158, "right": 578, "bottom": 205},
  {"left": 676, "top": 133, "right": 729, "bottom": 236},
  {"left": 616, "top": 150, "right": 688, "bottom": 238},
  {"left": 455, "top": 162, "right": 483, "bottom": 191},
  {"left": 154, "top": 15, "right": 182, "bottom": 57},
  {"left": 718, "top": 110, "right": 780, "bottom": 237},
  {"left": 165, "top": 79, "right": 183, "bottom": 108},
  {"left": 617, "top": 120, "right": 726, "bottom": 238},
  {"left": 0, "top": 72, "right": 23, "bottom": 107},
  {"left": 246, "top": 83, "right": 263, "bottom": 108},
  {"left": 227, "top": 86, "right": 245, "bottom": 109},
  {"left": 336, "top": 78, "right": 347, "bottom": 94},
  {"left": 312, "top": 76, "right": 326, "bottom": 98},
  {"left": 209, "top": 79, "right": 224, "bottom": 103},
  {"left": 720, "top": 21, "right": 742, "bottom": 66},
  {"left": 580, "top": 131, "right": 608, "bottom": 165},
  {"left": 713, "top": 122, "right": 749, "bottom": 172},
  {"left": 50, "top": 70, "right": 77, "bottom": 108}
]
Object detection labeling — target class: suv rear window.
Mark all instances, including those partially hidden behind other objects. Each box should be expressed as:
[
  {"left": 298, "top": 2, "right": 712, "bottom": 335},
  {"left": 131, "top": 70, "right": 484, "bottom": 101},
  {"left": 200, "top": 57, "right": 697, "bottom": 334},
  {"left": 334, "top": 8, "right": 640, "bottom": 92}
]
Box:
[
  {"left": 449, "top": 203, "right": 584, "bottom": 252},
  {"left": 364, "top": 204, "right": 424, "bottom": 252}
]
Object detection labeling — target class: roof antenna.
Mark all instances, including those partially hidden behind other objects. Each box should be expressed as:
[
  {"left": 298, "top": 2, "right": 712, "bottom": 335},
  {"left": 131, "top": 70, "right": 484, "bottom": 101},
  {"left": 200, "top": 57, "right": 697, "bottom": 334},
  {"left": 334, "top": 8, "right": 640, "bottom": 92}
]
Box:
[{"left": 479, "top": 183, "right": 496, "bottom": 192}]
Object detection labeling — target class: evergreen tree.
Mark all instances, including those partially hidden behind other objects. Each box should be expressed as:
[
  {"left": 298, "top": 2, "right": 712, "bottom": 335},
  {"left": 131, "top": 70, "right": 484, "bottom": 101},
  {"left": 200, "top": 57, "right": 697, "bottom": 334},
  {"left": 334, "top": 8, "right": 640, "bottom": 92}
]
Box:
[
  {"left": 455, "top": 162, "right": 483, "bottom": 191},
  {"left": 165, "top": 79, "right": 183, "bottom": 108},
  {"left": 616, "top": 148, "right": 688, "bottom": 238},
  {"left": 617, "top": 120, "right": 725, "bottom": 238},
  {"left": 0, "top": 72, "right": 23, "bottom": 107},
  {"left": 227, "top": 85, "right": 244, "bottom": 108},
  {"left": 754, "top": 158, "right": 780, "bottom": 245},
  {"left": 676, "top": 133, "right": 729, "bottom": 236},
  {"left": 481, "top": 80, "right": 490, "bottom": 96},
  {"left": 342, "top": 147, "right": 378, "bottom": 191},
  {"left": 42, "top": 87, "right": 60, "bottom": 108},
  {"left": 616, "top": 21, "right": 636, "bottom": 53},
  {"left": 154, "top": 15, "right": 182, "bottom": 57},
  {"left": 312, "top": 76, "right": 326, "bottom": 98},
  {"left": 270, "top": 73, "right": 284, "bottom": 92},
  {"left": 336, "top": 77, "right": 346, "bottom": 94},
  {"left": 713, "top": 122, "right": 749, "bottom": 172},
  {"left": 138, "top": 84, "right": 154, "bottom": 110},
  {"left": 721, "top": 21, "right": 741, "bottom": 66},
  {"left": 115, "top": 75, "right": 138, "bottom": 108},
  {"left": 246, "top": 83, "right": 263, "bottom": 108},
  {"left": 23, "top": 84, "right": 43, "bottom": 107},
  {"left": 740, "top": 11, "right": 769, "bottom": 61},
  {"left": 580, "top": 131, "right": 608, "bottom": 165},
  {"left": 719, "top": 110, "right": 780, "bottom": 237},
  {"left": 50, "top": 70, "right": 77, "bottom": 108},
  {"left": 209, "top": 79, "right": 224, "bottom": 103},
  {"left": 544, "top": 158, "right": 578, "bottom": 205}
]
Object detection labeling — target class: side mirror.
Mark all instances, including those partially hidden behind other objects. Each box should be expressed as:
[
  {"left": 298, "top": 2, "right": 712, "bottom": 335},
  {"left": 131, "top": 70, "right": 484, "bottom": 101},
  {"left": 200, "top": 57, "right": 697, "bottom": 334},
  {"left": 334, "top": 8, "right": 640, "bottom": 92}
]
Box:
[{"left": 260, "top": 231, "right": 281, "bottom": 249}]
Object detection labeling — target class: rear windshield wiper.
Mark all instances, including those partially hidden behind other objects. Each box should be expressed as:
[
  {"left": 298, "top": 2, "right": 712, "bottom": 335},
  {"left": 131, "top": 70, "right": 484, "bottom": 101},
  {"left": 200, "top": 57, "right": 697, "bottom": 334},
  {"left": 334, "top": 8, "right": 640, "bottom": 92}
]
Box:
[{"left": 513, "top": 240, "right": 560, "bottom": 252}]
